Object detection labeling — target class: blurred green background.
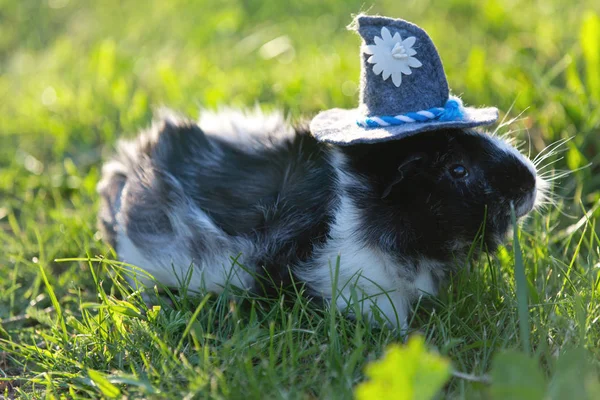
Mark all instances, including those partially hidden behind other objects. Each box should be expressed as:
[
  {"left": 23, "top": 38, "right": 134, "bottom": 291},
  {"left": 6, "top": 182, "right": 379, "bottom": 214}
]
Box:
[
  {"left": 2, "top": 0, "right": 599, "bottom": 161},
  {"left": 1, "top": 0, "right": 600, "bottom": 397}
]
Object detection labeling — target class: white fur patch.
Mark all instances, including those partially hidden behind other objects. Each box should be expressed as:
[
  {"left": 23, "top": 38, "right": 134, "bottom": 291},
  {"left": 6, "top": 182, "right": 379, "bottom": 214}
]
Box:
[
  {"left": 115, "top": 184, "right": 256, "bottom": 294},
  {"left": 97, "top": 161, "right": 127, "bottom": 194},
  {"left": 413, "top": 268, "right": 437, "bottom": 295},
  {"left": 534, "top": 175, "right": 550, "bottom": 209},
  {"left": 198, "top": 107, "right": 294, "bottom": 152},
  {"left": 295, "top": 193, "right": 411, "bottom": 328},
  {"left": 295, "top": 151, "right": 436, "bottom": 329}
]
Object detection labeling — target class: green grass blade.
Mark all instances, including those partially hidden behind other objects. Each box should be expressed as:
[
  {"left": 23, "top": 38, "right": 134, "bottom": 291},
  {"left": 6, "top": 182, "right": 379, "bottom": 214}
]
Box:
[
  {"left": 175, "top": 293, "right": 212, "bottom": 353},
  {"left": 511, "top": 204, "right": 531, "bottom": 355},
  {"left": 34, "top": 229, "right": 68, "bottom": 341},
  {"left": 88, "top": 369, "right": 121, "bottom": 399}
]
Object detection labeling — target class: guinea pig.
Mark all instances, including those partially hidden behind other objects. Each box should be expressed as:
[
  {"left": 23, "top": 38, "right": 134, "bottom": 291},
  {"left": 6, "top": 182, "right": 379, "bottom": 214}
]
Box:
[{"left": 97, "top": 108, "right": 546, "bottom": 329}]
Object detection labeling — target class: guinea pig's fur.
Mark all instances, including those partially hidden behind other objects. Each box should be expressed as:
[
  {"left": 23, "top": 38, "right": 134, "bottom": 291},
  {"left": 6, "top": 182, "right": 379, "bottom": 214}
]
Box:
[{"left": 97, "top": 108, "right": 545, "bottom": 328}]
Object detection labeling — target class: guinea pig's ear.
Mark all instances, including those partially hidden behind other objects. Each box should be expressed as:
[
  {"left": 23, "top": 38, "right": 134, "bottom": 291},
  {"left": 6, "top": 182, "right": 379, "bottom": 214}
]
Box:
[{"left": 381, "top": 153, "right": 428, "bottom": 199}]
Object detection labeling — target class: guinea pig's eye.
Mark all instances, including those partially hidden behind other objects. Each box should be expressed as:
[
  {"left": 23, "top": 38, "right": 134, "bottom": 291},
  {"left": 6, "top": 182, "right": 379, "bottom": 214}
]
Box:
[{"left": 449, "top": 164, "right": 468, "bottom": 179}]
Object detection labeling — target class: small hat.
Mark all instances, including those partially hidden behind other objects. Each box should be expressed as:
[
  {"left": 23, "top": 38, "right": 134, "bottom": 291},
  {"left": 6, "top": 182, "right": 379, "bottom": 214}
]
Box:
[{"left": 310, "top": 14, "right": 499, "bottom": 145}]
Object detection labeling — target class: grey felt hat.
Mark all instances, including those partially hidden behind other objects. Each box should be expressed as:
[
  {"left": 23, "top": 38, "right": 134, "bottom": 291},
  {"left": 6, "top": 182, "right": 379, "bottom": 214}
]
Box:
[{"left": 310, "top": 14, "right": 499, "bottom": 145}]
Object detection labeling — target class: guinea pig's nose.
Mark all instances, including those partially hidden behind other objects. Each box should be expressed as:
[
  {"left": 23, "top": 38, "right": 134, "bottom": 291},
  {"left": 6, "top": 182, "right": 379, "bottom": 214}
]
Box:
[
  {"left": 506, "top": 178, "right": 532, "bottom": 198},
  {"left": 515, "top": 190, "right": 536, "bottom": 217},
  {"left": 517, "top": 164, "right": 537, "bottom": 193},
  {"left": 512, "top": 169, "right": 537, "bottom": 217},
  {"left": 503, "top": 162, "right": 536, "bottom": 204},
  {"left": 519, "top": 178, "right": 536, "bottom": 195}
]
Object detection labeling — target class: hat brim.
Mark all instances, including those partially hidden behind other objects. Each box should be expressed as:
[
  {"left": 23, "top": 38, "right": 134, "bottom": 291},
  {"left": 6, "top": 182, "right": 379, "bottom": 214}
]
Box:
[{"left": 310, "top": 106, "right": 499, "bottom": 145}]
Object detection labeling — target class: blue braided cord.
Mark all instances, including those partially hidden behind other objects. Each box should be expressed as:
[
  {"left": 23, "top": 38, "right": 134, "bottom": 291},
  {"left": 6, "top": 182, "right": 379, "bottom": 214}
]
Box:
[
  {"left": 406, "top": 111, "right": 438, "bottom": 121},
  {"left": 356, "top": 96, "right": 465, "bottom": 128},
  {"left": 380, "top": 116, "right": 401, "bottom": 124},
  {"left": 364, "top": 119, "right": 381, "bottom": 128}
]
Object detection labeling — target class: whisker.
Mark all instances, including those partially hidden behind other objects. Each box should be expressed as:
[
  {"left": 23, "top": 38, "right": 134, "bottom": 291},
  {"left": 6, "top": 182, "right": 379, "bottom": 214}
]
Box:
[
  {"left": 526, "top": 127, "right": 532, "bottom": 159},
  {"left": 530, "top": 176, "right": 578, "bottom": 218},
  {"left": 536, "top": 157, "right": 565, "bottom": 173},
  {"left": 492, "top": 96, "right": 521, "bottom": 135},
  {"left": 555, "top": 200, "right": 600, "bottom": 239},
  {"left": 532, "top": 142, "right": 569, "bottom": 165},
  {"left": 539, "top": 163, "right": 592, "bottom": 181},
  {"left": 539, "top": 170, "right": 572, "bottom": 180},
  {"left": 533, "top": 137, "right": 573, "bottom": 164},
  {"left": 500, "top": 126, "right": 529, "bottom": 138},
  {"left": 494, "top": 116, "right": 530, "bottom": 135},
  {"left": 493, "top": 116, "right": 530, "bottom": 138},
  {"left": 553, "top": 208, "right": 579, "bottom": 219},
  {"left": 534, "top": 147, "right": 570, "bottom": 167},
  {"left": 534, "top": 136, "right": 572, "bottom": 159},
  {"left": 535, "top": 194, "right": 578, "bottom": 219},
  {"left": 533, "top": 143, "right": 570, "bottom": 164}
]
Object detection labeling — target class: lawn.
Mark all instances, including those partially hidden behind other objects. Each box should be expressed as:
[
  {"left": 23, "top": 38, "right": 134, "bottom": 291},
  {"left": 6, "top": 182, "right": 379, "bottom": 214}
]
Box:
[{"left": 1, "top": 0, "right": 600, "bottom": 398}]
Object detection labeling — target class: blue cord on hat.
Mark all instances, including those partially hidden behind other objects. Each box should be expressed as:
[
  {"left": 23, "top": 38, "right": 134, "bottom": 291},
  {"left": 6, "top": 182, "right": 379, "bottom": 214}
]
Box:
[{"left": 356, "top": 96, "right": 465, "bottom": 128}]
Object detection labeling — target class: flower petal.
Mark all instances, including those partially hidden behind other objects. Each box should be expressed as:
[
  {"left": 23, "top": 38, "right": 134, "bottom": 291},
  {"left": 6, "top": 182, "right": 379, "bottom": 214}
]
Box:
[
  {"left": 391, "top": 72, "right": 402, "bottom": 87},
  {"left": 374, "top": 36, "right": 384, "bottom": 46},
  {"left": 364, "top": 44, "right": 377, "bottom": 55},
  {"left": 382, "top": 68, "right": 392, "bottom": 80},
  {"left": 372, "top": 63, "right": 384, "bottom": 75},
  {"left": 402, "top": 36, "right": 416, "bottom": 49},
  {"left": 392, "top": 32, "right": 402, "bottom": 42},
  {"left": 399, "top": 63, "right": 412, "bottom": 75},
  {"left": 367, "top": 55, "right": 377, "bottom": 64},
  {"left": 407, "top": 57, "right": 422, "bottom": 68},
  {"left": 406, "top": 48, "right": 417, "bottom": 56},
  {"left": 381, "top": 27, "right": 392, "bottom": 42}
]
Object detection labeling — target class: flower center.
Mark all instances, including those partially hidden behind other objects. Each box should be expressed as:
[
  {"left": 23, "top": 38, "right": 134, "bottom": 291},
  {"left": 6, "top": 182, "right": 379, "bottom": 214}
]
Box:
[{"left": 391, "top": 42, "right": 408, "bottom": 59}]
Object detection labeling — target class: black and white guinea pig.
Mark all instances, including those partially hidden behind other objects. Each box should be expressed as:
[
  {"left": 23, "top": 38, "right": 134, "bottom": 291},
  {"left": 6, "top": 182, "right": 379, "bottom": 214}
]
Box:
[{"left": 97, "top": 108, "right": 546, "bottom": 328}]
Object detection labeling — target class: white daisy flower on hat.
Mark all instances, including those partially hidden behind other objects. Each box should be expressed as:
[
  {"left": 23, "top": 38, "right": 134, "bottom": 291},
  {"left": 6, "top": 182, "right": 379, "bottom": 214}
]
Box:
[{"left": 364, "top": 27, "right": 423, "bottom": 87}]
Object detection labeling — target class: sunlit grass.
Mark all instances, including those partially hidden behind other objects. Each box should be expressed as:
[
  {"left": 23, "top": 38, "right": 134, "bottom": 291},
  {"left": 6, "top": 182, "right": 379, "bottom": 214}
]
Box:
[{"left": 1, "top": 0, "right": 599, "bottom": 398}]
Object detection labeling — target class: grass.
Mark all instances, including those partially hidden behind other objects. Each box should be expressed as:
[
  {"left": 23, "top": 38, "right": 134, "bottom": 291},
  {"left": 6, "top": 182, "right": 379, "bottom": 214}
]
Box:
[{"left": 1, "top": 0, "right": 600, "bottom": 398}]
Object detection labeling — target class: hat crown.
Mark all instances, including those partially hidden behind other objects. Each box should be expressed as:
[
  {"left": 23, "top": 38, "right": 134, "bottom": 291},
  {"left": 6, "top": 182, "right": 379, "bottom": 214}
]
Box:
[
  {"left": 308, "top": 14, "right": 499, "bottom": 146},
  {"left": 354, "top": 15, "right": 449, "bottom": 117}
]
